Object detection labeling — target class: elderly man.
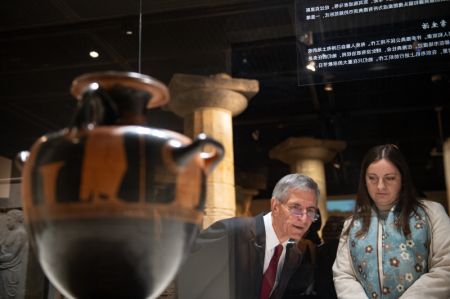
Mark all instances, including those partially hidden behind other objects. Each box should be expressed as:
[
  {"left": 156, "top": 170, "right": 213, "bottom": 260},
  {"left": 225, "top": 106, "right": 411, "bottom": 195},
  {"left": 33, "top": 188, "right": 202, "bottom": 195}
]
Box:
[{"left": 178, "top": 173, "right": 320, "bottom": 299}]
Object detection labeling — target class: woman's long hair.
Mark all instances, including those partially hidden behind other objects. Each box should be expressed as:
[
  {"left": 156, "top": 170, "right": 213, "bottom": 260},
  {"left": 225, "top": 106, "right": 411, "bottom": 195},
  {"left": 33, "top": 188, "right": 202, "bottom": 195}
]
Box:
[{"left": 344, "top": 144, "right": 423, "bottom": 238}]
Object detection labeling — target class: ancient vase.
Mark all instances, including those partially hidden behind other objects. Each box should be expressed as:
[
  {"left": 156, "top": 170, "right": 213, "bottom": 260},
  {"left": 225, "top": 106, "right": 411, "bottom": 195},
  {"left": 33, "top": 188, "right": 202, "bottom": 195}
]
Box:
[{"left": 19, "top": 71, "right": 224, "bottom": 299}]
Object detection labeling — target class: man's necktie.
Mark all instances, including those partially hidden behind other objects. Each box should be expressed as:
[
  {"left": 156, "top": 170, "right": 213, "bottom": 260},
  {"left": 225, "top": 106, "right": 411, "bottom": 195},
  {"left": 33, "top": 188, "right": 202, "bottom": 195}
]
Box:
[{"left": 259, "top": 244, "right": 283, "bottom": 299}]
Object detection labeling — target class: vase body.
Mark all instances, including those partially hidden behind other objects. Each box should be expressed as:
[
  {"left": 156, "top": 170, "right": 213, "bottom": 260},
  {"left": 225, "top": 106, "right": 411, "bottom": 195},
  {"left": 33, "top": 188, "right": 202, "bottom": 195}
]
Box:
[{"left": 20, "top": 71, "right": 224, "bottom": 299}]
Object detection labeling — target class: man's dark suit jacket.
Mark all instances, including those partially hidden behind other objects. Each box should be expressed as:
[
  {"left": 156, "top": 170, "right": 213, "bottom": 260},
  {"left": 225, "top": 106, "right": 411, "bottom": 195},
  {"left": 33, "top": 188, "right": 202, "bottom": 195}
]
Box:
[{"left": 177, "top": 213, "right": 304, "bottom": 299}]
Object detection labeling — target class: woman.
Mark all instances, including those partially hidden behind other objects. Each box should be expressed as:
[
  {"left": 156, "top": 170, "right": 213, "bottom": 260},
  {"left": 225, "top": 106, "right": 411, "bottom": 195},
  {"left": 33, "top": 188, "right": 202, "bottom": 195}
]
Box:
[{"left": 333, "top": 144, "right": 450, "bottom": 298}]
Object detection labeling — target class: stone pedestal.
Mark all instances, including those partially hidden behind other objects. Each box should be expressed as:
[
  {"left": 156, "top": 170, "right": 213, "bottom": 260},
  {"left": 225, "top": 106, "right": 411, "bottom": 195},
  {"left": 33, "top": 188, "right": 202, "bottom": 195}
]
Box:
[
  {"left": 443, "top": 138, "right": 450, "bottom": 214},
  {"left": 269, "top": 137, "right": 346, "bottom": 226},
  {"left": 0, "top": 156, "right": 22, "bottom": 209},
  {"left": 167, "top": 73, "right": 259, "bottom": 228},
  {"left": 0, "top": 156, "right": 12, "bottom": 198}
]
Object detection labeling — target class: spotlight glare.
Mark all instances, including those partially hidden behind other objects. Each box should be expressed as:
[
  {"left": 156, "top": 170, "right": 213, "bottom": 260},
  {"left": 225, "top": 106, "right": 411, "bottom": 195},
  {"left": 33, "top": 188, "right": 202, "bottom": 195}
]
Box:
[
  {"left": 89, "top": 51, "right": 99, "bottom": 58},
  {"left": 306, "top": 61, "right": 316, "bottom": 72}
]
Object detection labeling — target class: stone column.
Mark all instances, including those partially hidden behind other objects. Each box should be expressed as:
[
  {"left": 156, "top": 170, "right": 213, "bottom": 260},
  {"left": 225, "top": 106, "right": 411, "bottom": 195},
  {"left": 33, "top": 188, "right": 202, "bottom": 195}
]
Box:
[
  {"left": 235, "top": 171, "right": 267, "bottom": 217},
  {"left": 443, "top": 138, "right": 450, "bottom": 214},
  {"left": 269, "top": 137, "right": 346, "bottom": 225},
  {"left": 167, "top": 73, "right": 259, "bottom": 228},
  {"left": 236, "top": 186, "right": 259, "bottom": 217}
]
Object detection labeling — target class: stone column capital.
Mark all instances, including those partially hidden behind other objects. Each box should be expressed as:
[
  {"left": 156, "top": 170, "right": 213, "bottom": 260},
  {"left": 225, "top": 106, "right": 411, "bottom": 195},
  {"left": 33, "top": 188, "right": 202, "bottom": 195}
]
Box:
[
  {"left": 235, "top": 171, "right": 267, "bottom": 191},
  {"left": 269, "top": 137, "right": 347, "bottom": 165},
  {"left": 236, "top": 186, "right": 259, "bottom": 197},
  {"left": 166, "top": 73, "right": 259, "bottom": 117}
]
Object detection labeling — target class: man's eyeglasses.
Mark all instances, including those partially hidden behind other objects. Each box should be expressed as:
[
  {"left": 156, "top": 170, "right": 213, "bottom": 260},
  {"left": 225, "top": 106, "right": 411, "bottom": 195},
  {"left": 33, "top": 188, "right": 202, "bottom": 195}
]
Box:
[{"left": 283, "top": 204, "right": 319, "bottom": 222}]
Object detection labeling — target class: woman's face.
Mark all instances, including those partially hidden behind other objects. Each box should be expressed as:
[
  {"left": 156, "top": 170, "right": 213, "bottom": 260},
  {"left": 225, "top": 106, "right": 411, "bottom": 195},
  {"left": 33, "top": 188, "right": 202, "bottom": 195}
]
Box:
[{"left": 365, "top": 159, "right": 402, "bottom": 211}]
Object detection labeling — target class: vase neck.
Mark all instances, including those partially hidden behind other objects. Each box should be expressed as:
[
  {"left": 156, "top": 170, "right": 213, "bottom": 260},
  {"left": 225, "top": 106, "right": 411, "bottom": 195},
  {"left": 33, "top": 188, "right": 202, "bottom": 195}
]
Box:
[{"left": 73, "top": 84, "right": 151, "bottom": 128}]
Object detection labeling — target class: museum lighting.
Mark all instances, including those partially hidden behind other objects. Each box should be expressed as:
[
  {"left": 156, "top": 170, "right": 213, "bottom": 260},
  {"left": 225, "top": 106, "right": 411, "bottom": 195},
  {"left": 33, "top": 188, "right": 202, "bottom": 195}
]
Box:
[
  {"left": 89, "top": 50, "right": 99, "bottom": 58},
  {"left": 306, "top": 61, "right": 316, "bottom": 72}
]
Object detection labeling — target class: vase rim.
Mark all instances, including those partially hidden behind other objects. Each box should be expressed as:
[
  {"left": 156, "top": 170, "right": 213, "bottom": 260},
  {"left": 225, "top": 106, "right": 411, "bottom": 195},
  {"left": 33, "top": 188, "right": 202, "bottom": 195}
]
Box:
[{"left": 70, "top": 71, "right": 170, "bottom": 109}]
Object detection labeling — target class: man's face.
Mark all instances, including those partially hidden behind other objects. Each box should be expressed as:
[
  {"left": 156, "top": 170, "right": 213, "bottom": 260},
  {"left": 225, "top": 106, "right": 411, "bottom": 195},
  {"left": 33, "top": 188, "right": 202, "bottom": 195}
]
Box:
[{"left": 271, "top": 188, "right": 318, "bottom": 243}]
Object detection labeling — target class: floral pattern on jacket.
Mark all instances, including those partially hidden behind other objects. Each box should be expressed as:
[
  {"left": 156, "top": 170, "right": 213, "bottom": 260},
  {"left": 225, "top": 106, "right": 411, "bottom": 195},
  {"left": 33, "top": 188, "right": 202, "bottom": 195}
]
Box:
[{"left": 333, "top": 200, "right": 450, "bottom": 299}]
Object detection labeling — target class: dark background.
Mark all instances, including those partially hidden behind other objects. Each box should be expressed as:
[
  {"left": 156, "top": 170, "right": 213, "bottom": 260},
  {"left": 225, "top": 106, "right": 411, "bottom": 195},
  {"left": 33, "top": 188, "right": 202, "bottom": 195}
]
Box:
[{"left": 1, "top": 0, "right": 449, "bottom": 199}]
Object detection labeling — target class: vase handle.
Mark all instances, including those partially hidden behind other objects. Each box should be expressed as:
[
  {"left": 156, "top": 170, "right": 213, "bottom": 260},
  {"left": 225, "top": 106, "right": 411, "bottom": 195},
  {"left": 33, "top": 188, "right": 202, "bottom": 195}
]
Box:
[
  {"left": 167, "top": 133, "right": 224, "bottom": 174},
  {"left": 193, "top": 133, "right": 225, "bottom": 174},
  {"left": 71, "top": 85, "right": 119, "bottom": 129}
]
